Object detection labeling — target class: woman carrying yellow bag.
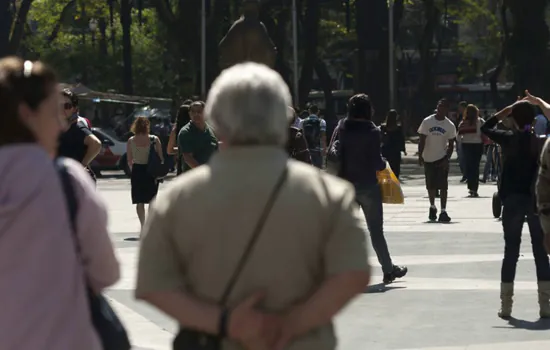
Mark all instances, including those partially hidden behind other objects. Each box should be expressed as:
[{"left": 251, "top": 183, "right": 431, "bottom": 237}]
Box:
[{"left": 377, "top": 162, "right": 405, "bottom": 204}]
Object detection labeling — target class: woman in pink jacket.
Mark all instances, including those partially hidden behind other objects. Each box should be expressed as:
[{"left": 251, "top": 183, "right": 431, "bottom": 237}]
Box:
[{"left": 0, "top": 57, "right": 120, "bottom": 349}]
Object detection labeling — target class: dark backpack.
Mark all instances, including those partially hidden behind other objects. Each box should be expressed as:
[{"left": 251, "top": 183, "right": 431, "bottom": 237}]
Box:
[{"left": 302, "top": 117, "right": 322, "bottom": 149}]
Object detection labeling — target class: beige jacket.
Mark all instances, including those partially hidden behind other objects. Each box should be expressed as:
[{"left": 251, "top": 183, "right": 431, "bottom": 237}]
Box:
[
  {"left": 538, "top": 138, "right": 550, "bottom": 235},
  {"left": 136, "top": 146, "right": 369, "bottom": 350}
]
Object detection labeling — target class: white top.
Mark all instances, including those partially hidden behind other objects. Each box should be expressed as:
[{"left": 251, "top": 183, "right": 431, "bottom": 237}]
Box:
[
  {"left": 460, "top": 118, "right": 483, "bottom": 144},
  {"left": 418, "top": 114, "right": 457, "bottom": 162}
]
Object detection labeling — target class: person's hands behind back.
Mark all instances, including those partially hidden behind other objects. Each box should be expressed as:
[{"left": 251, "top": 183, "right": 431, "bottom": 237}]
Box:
[{"left": 228, "top": 292, "right": 282, "bottom": 349}]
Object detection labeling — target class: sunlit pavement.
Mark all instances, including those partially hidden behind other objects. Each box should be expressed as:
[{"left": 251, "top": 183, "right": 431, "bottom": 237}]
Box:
[{"left": 99, "top": 176, "right": 550, "bottom": 350}]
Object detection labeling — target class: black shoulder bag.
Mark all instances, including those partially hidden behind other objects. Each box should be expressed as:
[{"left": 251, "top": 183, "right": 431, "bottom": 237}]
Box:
[
  {"left": 173, "top": 167, "right": 288, "bottom": 350},
  {"left": 55, "top": 158, "right": 131, "bottom": 350},
  {"left": 147, "top": 136, "right": 169, "bottom": 178}
]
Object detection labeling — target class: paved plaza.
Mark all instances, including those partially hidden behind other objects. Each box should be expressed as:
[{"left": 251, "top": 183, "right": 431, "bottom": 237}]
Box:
[{"left": 97, "top": 175, "right": 550, "bottom": 350}]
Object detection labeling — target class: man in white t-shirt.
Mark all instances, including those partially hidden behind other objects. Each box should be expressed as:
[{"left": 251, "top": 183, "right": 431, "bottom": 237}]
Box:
[{"left": 418, "top": 98, "right": 457, "bottom": 222}]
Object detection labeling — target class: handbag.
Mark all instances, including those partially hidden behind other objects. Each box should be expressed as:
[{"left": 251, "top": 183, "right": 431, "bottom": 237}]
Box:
[
  {"left": 173, "top": 167, "right": 288, "bottom": 350},
  {"left": 147, "top": 136, "right": 169, "bottom": 178},
  {"left": 326, "top": 121, "right": 343, "bottom": 175},
  {"left": 55, "top": 158, "right": 131, "bottom": 350}
]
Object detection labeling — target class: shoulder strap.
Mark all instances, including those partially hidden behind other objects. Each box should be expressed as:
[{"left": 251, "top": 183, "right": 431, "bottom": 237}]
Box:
[
  {"left": 219, "top": 167, "right": 288, "bottom": 305},
  {"left": 55, "top": 158, "right": 79, "bottom": 235}
]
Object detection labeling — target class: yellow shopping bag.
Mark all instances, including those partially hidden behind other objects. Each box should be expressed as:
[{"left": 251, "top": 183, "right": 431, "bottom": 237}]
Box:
[{"left": 376, "top": 162, "right": 404, "bottom": 204}]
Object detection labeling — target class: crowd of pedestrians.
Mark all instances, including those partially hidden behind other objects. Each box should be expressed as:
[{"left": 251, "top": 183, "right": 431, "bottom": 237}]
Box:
[{"left": 1, "top": 54, "right": 550, "bottom": 350}]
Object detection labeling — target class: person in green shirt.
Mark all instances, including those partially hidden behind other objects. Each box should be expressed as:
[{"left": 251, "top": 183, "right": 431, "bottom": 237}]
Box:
[{"left": 178, "top": 101, "right": 218, "bottom": 172}]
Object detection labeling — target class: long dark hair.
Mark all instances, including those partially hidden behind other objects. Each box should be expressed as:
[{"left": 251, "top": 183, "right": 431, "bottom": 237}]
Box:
[{"left": 384, "top": 109, "right": 399, "bottom": 129}]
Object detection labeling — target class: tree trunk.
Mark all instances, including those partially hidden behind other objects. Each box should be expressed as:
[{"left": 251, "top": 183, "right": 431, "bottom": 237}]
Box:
[
  {"left": 47, "top": 0, "right": 76, "bottom": 45},
  {"left": 297, "top": 0, "right": 320, "bottom": 107},
  {"left": 315, "top": 59, "right": 336, "bottom": 136},
  {"left": 7, "top": 0, "right": 33, "bottom": 55},
  {"left": 414, "top": 0, "right": 439, "bottom": 121},
  {"left": 120, "top": 0, "right": 133, "bottom": 94},
  {"left": 505, "top": 0, "right": 549, "bottom": 98},
  {"left": 98, "top": 17, "right": 108, "bottom": 57},
  {"left": 355, "top": 0, "right": 389, "bottom": 122},
  {"left": 490, "top": 2, "right": 510, "bottom": 110},
  {"left": 0, "top": 0, "right": 13, "bottom": 58}
]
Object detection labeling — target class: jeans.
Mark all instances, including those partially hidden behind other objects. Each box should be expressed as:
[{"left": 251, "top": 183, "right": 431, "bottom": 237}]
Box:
[
  {"left": 310, "top": 150, "right": 324, "bottom": 169},
  {"left": 483, "top": 144, "right": 494, "bottom": 180},
  {"left": 501, "top": 194, "right": 550, "bottom": 283},
  {"left": 355, "top": 183, "right": 394, "bottom": 274},
  {"left": 462, "top": 143, "right": 483, "bottom": 192},
  {"left": 456, "top": 140, "right": 466, "bottom": 177}
]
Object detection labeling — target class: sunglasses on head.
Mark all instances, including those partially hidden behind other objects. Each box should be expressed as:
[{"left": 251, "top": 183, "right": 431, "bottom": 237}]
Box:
[{"left": 62, "top": 102, "right": 73, "bottom": 110}]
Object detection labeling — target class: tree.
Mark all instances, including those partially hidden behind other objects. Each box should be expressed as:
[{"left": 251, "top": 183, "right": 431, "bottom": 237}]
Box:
[{"left": 0, "top": 0, "right": 34, "bottom": 57}]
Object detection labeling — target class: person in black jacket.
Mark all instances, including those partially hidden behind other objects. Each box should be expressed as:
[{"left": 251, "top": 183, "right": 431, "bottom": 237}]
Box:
[
  {"left": 337, "top": 94, "right": 407, "bottom": 284},
  {"left": 481, "top": 99, "right": 550, "bottom": 319},
  {"left": 380, "top": 109, "right": 406, "bottom": 179}
]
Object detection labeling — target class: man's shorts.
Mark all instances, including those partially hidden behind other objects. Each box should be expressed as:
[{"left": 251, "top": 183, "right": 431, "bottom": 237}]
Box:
[{"left": 424, "top": 157, "right": 449, "bottom": 191}]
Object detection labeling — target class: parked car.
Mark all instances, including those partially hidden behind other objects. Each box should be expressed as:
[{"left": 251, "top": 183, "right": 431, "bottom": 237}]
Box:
[{"left": 90, "top": 127, "right": 131, "bottom": 177}]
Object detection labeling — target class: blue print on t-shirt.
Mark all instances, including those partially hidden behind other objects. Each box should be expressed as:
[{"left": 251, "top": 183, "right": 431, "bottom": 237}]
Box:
[{"left": 428, "top": 126, "right": 447, "bottom": 135}]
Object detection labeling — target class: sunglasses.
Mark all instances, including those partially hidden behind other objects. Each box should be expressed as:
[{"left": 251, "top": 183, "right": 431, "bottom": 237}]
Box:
[{"left": 61, "top": 102, "right": 73, "bottom": 110}]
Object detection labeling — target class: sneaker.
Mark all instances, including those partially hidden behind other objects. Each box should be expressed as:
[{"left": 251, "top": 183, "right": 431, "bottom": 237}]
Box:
[
  {"left": 460, "top": 177, "right": 467, "bottom": 183},
  {"left": 383, "top": 265, "right": 408, "bottom": 284},
  {"left": 429, "top": 207, "right": 438, "bottom": 221},
  {"left": 438, "top": 211, "right": 451, "bottom": 223}
]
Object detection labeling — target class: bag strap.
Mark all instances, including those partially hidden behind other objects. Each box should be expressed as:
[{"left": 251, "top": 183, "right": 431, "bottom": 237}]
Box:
[
  {"left": 55, "top": 158, "right": 79, "bottom": 236},
  {"left": 219, "top": 167, "right": 288, "bottom": 305}
]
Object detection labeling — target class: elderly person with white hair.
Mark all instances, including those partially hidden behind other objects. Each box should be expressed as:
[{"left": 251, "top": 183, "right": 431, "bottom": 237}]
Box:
[{"left": 135, "top": 63, "right": 371, "bottom": 350}]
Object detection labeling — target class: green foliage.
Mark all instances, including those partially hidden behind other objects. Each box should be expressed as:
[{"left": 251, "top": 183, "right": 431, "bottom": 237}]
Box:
[{"left": 24, "top": 0, "right": 184, "bottom": 98}]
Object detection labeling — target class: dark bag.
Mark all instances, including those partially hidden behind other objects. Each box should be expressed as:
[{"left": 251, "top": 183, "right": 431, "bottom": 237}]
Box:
[
  {"left": 173, "top": 167, "right": 288, "bottom": 350},
  {"left": 302, "top": 118, "right": 322, "bottom": 149},
  {"left": 55, "top": 158, "right": 131, "bottom": 350},
  {"left": 147, "top": 136, "right": 169, "bottom": 178}
]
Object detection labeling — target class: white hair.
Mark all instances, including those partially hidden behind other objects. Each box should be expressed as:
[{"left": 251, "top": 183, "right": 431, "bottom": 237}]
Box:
[{"left": 205, "top": 62, "right": 292, "bottom": 146}]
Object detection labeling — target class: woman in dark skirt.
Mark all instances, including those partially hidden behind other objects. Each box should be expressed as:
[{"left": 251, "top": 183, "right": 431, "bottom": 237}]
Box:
[
  {"left": 126, "top": 116, "right": 164, "bottom": 229},
  {"left": 381, "top": 109, "right": 406, "bottom": 178}
]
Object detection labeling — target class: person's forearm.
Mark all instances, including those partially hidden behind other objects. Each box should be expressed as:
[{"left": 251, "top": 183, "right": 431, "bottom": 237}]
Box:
[
  {"left": 182, "top": 154, "right": 200, "bottom": 168},
  {"left": 418, "top": 139, "right": 425, "bottom": 158},
  {"left": 140, "top": 291, "right": 221, "bottom": 335},
  {"left": 446, "top": 143, "right": 454, "bottom": 158},
  {"left": 535, "top": 97, "right": 550, "bottom": 120},
  {"left": 82, "top": 144, "right": 101, "bottom": 166},
  {"left": 480, "top": 115, "right": 500, "bottom": 134},
  {"left": 281, "top": 272, "right": 369, "bottom": 339}
]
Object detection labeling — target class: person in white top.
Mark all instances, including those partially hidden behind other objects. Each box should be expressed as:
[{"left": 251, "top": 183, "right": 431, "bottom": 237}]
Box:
[
  {"left": 457, "top": 104, "right": 484, "bottom": 197},
  {"left": 418, "top": 99, "right": 457, "bottom": 222}
]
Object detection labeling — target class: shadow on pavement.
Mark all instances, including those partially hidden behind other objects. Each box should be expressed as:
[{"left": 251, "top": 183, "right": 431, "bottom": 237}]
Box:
[
  {"left": 364, "top": 282, "right": 406, "bottom": 294},
  {"left": 493, "top": 317, "right": 550, "bottom": 331}
]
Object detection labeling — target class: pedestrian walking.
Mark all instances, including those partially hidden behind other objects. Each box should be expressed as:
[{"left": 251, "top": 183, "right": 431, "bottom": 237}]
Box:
[
  {"left": 0, "top": 57, "right": 120, "bottom": 350},
  {"left": 135, "top": 63, "right": 370, "bottom": 350},
  {"left": 418, "top": 99, "right": 456, "bottom": 222},
  {"left": 301, "top": 105, "right": 327, "bottom": 168},
  {"left": 331, "top": 94, "right": 408, "bottom": 283},
  {"left": 456, "top": 101, "right": 468, "bottom": 183},
  {"left": 167, "top": 103, "right": 191, "bottom": 175},
  {"left": 127, "top": 116, "right": 164, "bottom": 229},
  {"left": 177, "top": 101, "right": 218, "bottom": 172},
  {"left": 381, "top": 109, "right": 406, "bottom": 179},
  {"left": 481, "top": 96, "right": 550, "bottom": 319},
  {"left": 287, "top": 107, "right": 312, "bottom": 164},
  {"left": 458, "top": 104, "right": 484, "bottom": 197}
]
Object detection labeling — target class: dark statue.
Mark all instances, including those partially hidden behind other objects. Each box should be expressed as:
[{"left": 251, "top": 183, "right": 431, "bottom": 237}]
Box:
[{"left": 218, "top": 0, "right": 277, "bottom": 69}]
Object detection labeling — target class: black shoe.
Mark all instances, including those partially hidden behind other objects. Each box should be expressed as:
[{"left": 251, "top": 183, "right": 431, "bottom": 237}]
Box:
[
  {"left": 383, "top": 265, "right": 408, "bottom": 284},
  {"left": 479, "top": 178, "right": 486, "bottom": 184},
  {"left": 460, "top": 177, "right": 467, "bottom": 183},
  {"left": 438, "top": 211, "right": 451, "bottom": 222},
  {"left": 470, "top": 192, "right": 479, "bottom": 198},
  {"left": 429, "top": 207, "right": 438, "bottom": 221}
]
